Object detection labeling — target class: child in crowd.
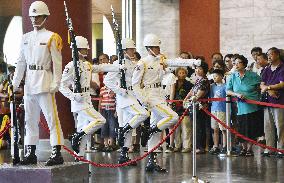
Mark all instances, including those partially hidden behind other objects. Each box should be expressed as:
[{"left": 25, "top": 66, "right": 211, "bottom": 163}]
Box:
[
  {"left": 99, "top": 86, "right": 118, "bottom": 152},
  {"left": 209, "top": 69, "right": 227, "bottom": 155}
]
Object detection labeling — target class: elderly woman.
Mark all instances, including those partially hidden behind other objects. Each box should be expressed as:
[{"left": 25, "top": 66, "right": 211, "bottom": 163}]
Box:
[
  {"left": 226, "top": 55, "right": 261, "bottom": 156},
  {"left": 184, "top": 61, "right": 210, "bottom": 154}
]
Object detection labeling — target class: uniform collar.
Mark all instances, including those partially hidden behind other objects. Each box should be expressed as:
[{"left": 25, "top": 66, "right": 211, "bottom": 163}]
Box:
[{"left": 33, "top": 28, "right": 46, "bottom": 34}]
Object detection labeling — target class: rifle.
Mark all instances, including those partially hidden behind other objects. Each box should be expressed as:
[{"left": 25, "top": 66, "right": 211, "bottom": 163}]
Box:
[
  {"left": 64, "top": 1, "right": 82, "bottom": 93},
  {"left": 4, "top": 55, "right": 20, "bottom": 165},
  {"left": 111, "top": 5, "right": 127, "bottom": 89}
]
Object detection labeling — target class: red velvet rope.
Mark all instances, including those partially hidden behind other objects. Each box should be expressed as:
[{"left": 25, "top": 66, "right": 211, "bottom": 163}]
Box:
[
  {"left": 40, "top": 109, "right": 189, "bottom": 167},
  {"left": 37, "top": 96, "right": 284, "bottom": 167},
  {"left": 202, "top": 108, "right": 284, "bottom": 154}
]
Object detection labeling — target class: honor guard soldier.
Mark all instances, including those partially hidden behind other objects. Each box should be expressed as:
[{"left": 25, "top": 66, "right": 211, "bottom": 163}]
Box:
[
  {"left": 132, "top": 33, "right": 200, "bottom": 172},
  {"left": 59, "top": 36, "right": 121, "bottom": 158},
  {"left": 12, "top": 1, "right": 64, "bottom": 166},
  {"left": 104, "top": 38, "right": 149, "bottom": 164}
]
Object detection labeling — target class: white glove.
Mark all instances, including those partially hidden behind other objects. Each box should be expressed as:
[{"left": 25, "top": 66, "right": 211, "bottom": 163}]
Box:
[
  {"left": 11, "top": 85, "right": 20, "bottom": 92},
  {"left": 190, "top": 96, "right": 197, "bottom": 102},
  {"left": 119, "top": 64, "right": 126, "bottom": 70},
  {"left": 119, "top": 88, "right": 127, "bottom": 96},
  {"left": 72, "top": 93, "right": 85, "bottom": 102},
  {"left": 194, "top": 59, "right": 201, "bottom": 67},
  {"left": 50, "top": 83, "right": 59, "bottom": 93}
]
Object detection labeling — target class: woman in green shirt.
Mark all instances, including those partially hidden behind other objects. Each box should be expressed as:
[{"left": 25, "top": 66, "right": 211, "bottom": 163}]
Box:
[{"left": 226, "top": 55, "right": 262, "bottom": 156}]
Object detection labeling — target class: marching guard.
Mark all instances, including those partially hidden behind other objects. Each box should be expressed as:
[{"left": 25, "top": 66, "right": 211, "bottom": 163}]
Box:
[
  {"left": 132, "top": 33, "right": 200, "bottom": 172},
  {"left": 104, "top": 38, "right": 149, "bottom": 164},
  {"left": 12, "top": 1, "right": 65, "bottom": 166},
  {"left": 59, "top": 36, "right": 122, "bottom": 158}
]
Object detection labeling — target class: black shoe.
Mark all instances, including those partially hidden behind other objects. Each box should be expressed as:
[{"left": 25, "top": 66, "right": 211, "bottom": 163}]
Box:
[
  {"left": 209, "top": 147, "right": 220, "bottom": 155},
  {"left": 118, "top": 147, "right": 137, "bottom": 166},
  {"left": 45, "top": 145, "right": 64, "bottom": 166},
  {"left": 141, "top": 125, "right": 150, "bottom": 147},
  {"left": 117, "top": 124, "right": 132, "bottom": 147},
  {"left": 238, "top": 149, "right": 247, "bottom": 156},
  {"left": 261, "top": 151, "right": 270, "bottom": 157},
  {"left": 20, "top": 145, "right": 37, "bottom": 165},
  {"left": 145, "top": 153, "right": 167, "bottom": 173},
  {"left": 276, "top": 153, "right": 284, "bottom": 158},
  {"left": 141, "top": 125, "right": 161, "bottom": 147},
  {"left": 71, "top": 131, "right": 86, "bottom": 154},
  {"left": 219, "top": 147, "right": 227, "bottom": 155}
]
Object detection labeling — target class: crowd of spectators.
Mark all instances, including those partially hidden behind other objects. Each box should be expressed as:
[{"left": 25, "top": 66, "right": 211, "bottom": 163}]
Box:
[{"left": 1, "top": 46, "right": 283, "bottom": 159}]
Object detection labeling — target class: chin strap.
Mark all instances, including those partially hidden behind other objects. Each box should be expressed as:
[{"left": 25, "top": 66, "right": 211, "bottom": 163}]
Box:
[
  {"left": 78, "top": 51, "right": 88, "bottom": 58},
  {"left": 33, "top": 17, "right": 47, "bottom": 28},
  {"left": 147, "top": 47, "right": 159, "bottom": 57},
  {"left": 125, "top": 53, "right": 135, "bottom": 61}
]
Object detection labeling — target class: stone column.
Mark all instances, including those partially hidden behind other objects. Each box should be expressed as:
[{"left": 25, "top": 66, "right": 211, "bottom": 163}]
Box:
[
  {"left": 136, "top": 0, "right": 180, "bottom": 58},
  {"left": 22, "top": 0, "right": 92, "bottom": 140}
]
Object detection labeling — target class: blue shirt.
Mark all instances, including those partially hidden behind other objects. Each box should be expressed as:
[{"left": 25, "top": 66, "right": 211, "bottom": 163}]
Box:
[
  {"left": 210, "top": 83, "right": 226, "bottom": 112},
  {"left": 226, "top": 71, "right": 261, "bottom": 115}
]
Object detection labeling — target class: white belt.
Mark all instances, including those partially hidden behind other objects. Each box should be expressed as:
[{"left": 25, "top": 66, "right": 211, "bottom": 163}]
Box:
[
  {"left": 28, "top": 64, "right": 50, "bottom": 70},
  {"left": 145, "top": 82, "right": 161, "bottom": 89}
]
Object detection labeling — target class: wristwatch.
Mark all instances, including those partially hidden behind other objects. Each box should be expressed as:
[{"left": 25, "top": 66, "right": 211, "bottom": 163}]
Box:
[{"left": 267, "top": 86, "right": 271, "bottom": 90}]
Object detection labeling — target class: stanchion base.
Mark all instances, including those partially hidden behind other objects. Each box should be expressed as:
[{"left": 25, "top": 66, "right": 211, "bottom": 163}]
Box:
[
  {"left": 191, "top": 176, "right": 210, "bottom": 183},
  {"left": 0, "top": 162, "right": 88, "bottom": 183},
  {"left": 226, "top": 151, "right": 239, "bottom": 157}
]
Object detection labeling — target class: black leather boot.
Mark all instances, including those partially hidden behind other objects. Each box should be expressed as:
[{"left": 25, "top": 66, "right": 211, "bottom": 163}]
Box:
[
  {"left": 71, "top": 131, "right": 86, "bottom": 153},
  {"left": 20, "top": 145, "right": 37, "bottom": 165},
  {"left": 45, "top": 145, "right": 64, "bottom": 166},
  {"left": 141, "top": 125, "right": 161, "bottom": 147},
  {"left": 118, "top": 147, "right": 137, "bottom": 166},
  {"left": 117, "top": 124, "right": 132, "bottom": 147},
  {"left": 145, "top": 153, "right": 167, "bottom": 172}
]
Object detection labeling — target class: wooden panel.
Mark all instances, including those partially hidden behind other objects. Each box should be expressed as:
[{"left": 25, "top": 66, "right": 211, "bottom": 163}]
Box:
[
  {"left": 0, "top": 0, "right": 21, "bottom": 16},
  {"left": 180, "top": 0, "right": 220, "bottom": 65}
]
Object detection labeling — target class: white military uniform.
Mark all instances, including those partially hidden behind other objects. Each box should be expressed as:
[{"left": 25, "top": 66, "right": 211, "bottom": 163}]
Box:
[
  {"left": 60, "top": 60, "right": 120, "bottom": 155},
  {"left": 104, "top": 59, "right": 149, "bottom": 148},
  {"left": 12, "top": 28, "right": 64, "bottom": 146},
  {"left": 132, "top": 54, "right": 199, "bottom": 151}
]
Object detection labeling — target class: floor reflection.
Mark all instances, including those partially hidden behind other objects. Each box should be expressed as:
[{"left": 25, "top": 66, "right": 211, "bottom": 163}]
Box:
[{"left": 0, "top": 147, "right": 283, "bottom": 183}]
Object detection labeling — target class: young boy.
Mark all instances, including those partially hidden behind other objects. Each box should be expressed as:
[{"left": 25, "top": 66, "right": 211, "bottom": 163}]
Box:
[{"left": 209, "top": 69, "right": 227, "bottom": 155}]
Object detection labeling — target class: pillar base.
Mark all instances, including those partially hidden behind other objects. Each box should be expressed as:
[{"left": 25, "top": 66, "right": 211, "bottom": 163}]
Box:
[{"left": 0, "top": 162, "right": 89, "bottom": 183}]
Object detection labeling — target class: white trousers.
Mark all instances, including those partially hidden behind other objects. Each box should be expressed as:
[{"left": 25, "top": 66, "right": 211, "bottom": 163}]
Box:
[
  {"left": 148, "top": 104, "right": 179, "bottom": 152},
  {"left": 117, "top": 104, "right": 149, "bottom": 148},
  {"left": 77, "top": 107, "right": 106, "bottom": 135},
  {"left": 24, "top": 93, "right": 64, "bottom": 146},
  {"left": 264, "top": 107, "right": 284, "bottom": 150},
  {"left": 76, "top": 107, "right": 106, "bottom": 156}
]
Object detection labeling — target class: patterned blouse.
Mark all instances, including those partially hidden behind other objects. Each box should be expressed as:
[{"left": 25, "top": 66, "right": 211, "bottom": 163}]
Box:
[{"left": 191, "top": 77, "right": 210, "bottom": 108}]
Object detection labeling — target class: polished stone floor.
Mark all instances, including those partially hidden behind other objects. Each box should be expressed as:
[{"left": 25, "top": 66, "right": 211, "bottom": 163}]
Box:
[{"left": 0, "top": 147, "right": 283, "bottom": 183}]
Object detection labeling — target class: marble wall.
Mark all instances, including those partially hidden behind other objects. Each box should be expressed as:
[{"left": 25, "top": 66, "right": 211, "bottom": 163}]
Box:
[
  {"left": 221, "top": 0, "right": 284, "bottom": 60},
  {"left": 136, "top": 0, "right": 179, "bottom": 58}
]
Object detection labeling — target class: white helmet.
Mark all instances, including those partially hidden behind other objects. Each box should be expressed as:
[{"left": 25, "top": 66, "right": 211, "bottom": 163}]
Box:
[
  {"left": 29, "top": 1, "right": 50, "bottom": 16},
  {"left": 75, "top": 36, "right": 90, "bottom": 49},
  {"left": 143, "top": 33, "right": 161, "bottom": 47},
  {"left": 121, "top": 38, "right": 136, "bottom": 49}
]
